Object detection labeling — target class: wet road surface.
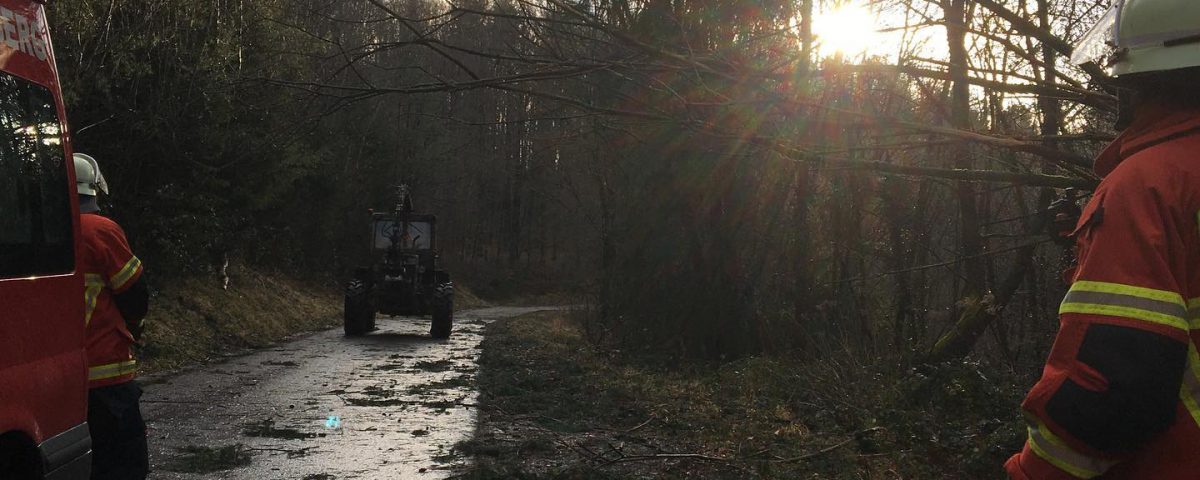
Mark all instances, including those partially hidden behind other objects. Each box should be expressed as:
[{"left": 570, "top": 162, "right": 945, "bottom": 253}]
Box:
[{"left": 142, "top": 306, "right": 555, "bottom": 480}]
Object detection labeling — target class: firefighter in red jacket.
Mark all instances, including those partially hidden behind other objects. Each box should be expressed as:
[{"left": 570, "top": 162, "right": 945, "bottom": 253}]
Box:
[
  {"left": 1006, "top": 1, "right": 1200, "bottom": 478},
  {"left": 75, "top": 153, "right": 150, "bottom": 480}
]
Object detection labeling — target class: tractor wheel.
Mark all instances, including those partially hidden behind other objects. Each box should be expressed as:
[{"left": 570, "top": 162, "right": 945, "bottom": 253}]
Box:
[
  {"left": 431, "top": 299, "right": 453, "bottom": 339},
  {"left": 344, "top": 281, "right": 374, "bottom": 336}
]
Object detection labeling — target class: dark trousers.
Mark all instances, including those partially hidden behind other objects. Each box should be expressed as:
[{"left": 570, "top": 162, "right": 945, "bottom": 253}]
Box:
[{"left": 87, "top": 381, "right": 148, "bottom": 480}]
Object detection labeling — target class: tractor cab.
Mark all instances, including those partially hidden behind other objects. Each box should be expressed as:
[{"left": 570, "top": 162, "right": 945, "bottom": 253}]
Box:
[
  {"left": 345, "top": 185, "right": 454, "bottom": 338},
  {"left": 370, "top": 211, "right": 436, "bottom": 270}
]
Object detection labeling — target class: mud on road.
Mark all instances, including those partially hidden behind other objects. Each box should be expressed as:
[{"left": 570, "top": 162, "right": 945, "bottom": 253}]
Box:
[{"left": 142, "top": 307, "right": 557, "bottom": 480}]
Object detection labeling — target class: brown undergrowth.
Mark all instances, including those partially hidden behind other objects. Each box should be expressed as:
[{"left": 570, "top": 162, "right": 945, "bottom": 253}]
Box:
[
  {"left": 137, "top": 265, "right": 340, "bottom": 374},
  {"left": 456, "top": 311, "right": 1031, "bottom": 479}
]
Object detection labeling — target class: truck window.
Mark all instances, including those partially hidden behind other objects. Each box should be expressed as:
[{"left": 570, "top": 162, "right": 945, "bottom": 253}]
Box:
[{"left": 0, "top": 71, "right": 72, "bottom": 278}]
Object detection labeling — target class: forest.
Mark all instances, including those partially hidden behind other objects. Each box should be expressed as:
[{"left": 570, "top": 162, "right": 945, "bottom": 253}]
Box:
[{"left": 47, "top": 0, "right": 1124, "bottom": 476}]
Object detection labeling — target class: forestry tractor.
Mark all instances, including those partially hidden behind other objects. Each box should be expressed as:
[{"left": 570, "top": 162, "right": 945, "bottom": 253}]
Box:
[{"left": 344, "top": 185, "right": 454, "bottom": 338}]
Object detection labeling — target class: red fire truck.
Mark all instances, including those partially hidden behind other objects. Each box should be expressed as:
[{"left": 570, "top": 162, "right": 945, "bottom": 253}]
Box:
[{"left": 0, "top": 0, "right": 93, "bottom": 478}]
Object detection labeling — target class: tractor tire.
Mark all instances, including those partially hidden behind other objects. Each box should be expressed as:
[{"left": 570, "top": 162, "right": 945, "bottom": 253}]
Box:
[
  {"left": 344, "top": 281, "right": 374, "bottom": 336},
  {"left": 430, "top": 299, "right": 453, "bottom": 339}
]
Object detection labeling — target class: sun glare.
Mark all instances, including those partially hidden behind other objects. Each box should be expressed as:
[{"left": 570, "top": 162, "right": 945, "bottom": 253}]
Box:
[{"left": 813, "top": 4, "right": 880, "bottom": 57}]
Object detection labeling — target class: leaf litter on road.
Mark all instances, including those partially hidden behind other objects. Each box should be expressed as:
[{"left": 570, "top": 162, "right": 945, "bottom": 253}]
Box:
[{"left": 164, "top": 444, "right": 252, "bottom": 473}]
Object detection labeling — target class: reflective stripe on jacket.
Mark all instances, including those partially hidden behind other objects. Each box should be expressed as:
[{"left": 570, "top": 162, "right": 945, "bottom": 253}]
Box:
[
  {"left": 1006, "top": 102, "right": 1200, "bottom": 479},
  {"left": 81, "top": 213, "right": 143, "bottom": 389}
]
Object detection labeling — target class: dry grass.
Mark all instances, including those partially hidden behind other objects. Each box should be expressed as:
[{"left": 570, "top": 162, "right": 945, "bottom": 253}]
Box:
[
  {"left": 139, "top": 265, "right": 496, "bottom": 375},
  {"left": 455, "top": 284, "right": 491, "bottom": 310},
  {"left": 139, "top": 265, "right": 339, "bottom": 374}
]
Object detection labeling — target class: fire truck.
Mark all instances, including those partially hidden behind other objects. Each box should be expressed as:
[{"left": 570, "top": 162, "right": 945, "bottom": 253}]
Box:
[{"left": 0, "top": 1, "right": 94, "bottom": 478}]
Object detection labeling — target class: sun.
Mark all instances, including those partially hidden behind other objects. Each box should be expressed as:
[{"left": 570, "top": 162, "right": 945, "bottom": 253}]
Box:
[{"left": 813, "top": 3, "right": 880, "bottom": 57}]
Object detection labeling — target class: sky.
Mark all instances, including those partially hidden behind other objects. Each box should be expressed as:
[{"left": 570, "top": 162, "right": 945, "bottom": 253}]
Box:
[{"left": 813, "top": 1, "right": 951, "bottom": 61}]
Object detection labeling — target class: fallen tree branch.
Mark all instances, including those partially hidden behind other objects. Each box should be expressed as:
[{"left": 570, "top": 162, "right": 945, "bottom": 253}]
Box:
[
  {"left": 773, "top": 427, "right": 885, "bottom": 463},
  {"left": 832, "top": 161, "right": 1097, "bottom": 189},
  {"left": 620, "top": 417, "right": 654, "bottom": 435},
  {"left": 827, "top": 239, "right": 1055, "bottom": 286},
  {"left": 602, "top": 452, "right": 735, "bottom": 466}
]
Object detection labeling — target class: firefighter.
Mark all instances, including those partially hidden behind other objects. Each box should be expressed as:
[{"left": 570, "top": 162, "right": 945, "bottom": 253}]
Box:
[
  {"left": 1006, "top": 1, "right": 1200, "bottom": 478},
  {"left": 75, "top": 153, "right": 150, "bottom": 480}
]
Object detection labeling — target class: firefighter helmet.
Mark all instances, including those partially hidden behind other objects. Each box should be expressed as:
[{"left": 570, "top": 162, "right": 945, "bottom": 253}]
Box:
[
  {"left": 1072, "top": 0, "right": 1200, "bottom": 77},
  {"left": 74, "top": 153, "right": 109, "bottom": 196}
]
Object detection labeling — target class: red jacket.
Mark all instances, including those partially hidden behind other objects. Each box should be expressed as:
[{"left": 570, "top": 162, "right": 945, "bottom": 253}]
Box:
[
  {"left": 80, "top": 213, "right": 143, "bottom": 389},
  {"left": 1006, "top": 103, "right": 1200, "bottom": 478}
]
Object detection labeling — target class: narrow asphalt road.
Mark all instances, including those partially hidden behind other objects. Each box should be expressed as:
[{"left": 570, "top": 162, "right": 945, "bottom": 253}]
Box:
[{"left": 142, "top": 306, "right": 556, "bottom": 480}]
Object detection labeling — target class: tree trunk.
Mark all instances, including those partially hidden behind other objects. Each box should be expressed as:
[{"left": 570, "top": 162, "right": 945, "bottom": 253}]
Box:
[
  {"left": 946, "top": 0, "right": 986, "bottom": 297},
  {"left": 792, "top": 0, "right": 816, "bottom": 349},
  {"left": 926, "top": 0, "right": 1065, "bottom": 363}
]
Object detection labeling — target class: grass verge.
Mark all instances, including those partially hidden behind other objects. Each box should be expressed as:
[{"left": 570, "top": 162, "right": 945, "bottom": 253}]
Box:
[
  {"left": 139, "top": 265, "right": 339, "bottom": 374},
  {"left": 456, "top": 311, "right": 1029, "bottom": 479},
  {"left": 138, "top": 263, "right": 493, "bottom": 375},
  {"left": 455, "top": 284, "right": 491, "bottom": 310}
]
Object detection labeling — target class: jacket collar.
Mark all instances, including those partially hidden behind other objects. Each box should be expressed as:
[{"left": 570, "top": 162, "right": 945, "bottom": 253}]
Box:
[
  {"left": 79, "top": 195, "right": 100, "bottom": 214},
  {"left": 1095, "top": 101, "right": 1200, "bottom": 177}
]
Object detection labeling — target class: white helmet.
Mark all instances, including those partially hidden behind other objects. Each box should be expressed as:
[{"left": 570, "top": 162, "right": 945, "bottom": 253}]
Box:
[
  {"left": 1071, "top": 0, "right": 1200, "bottom": 77},
  {"left": 73, "top": 153, "right": 109, "bottom": 196}
]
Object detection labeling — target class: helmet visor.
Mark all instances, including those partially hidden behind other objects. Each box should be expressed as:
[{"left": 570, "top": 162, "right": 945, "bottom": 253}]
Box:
[
  {"left": 1071, "top": 3, "right": 1122, "bottom": 66},
  {"left": 94, "top": 169, "right": 109, "bottom": 195}
]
